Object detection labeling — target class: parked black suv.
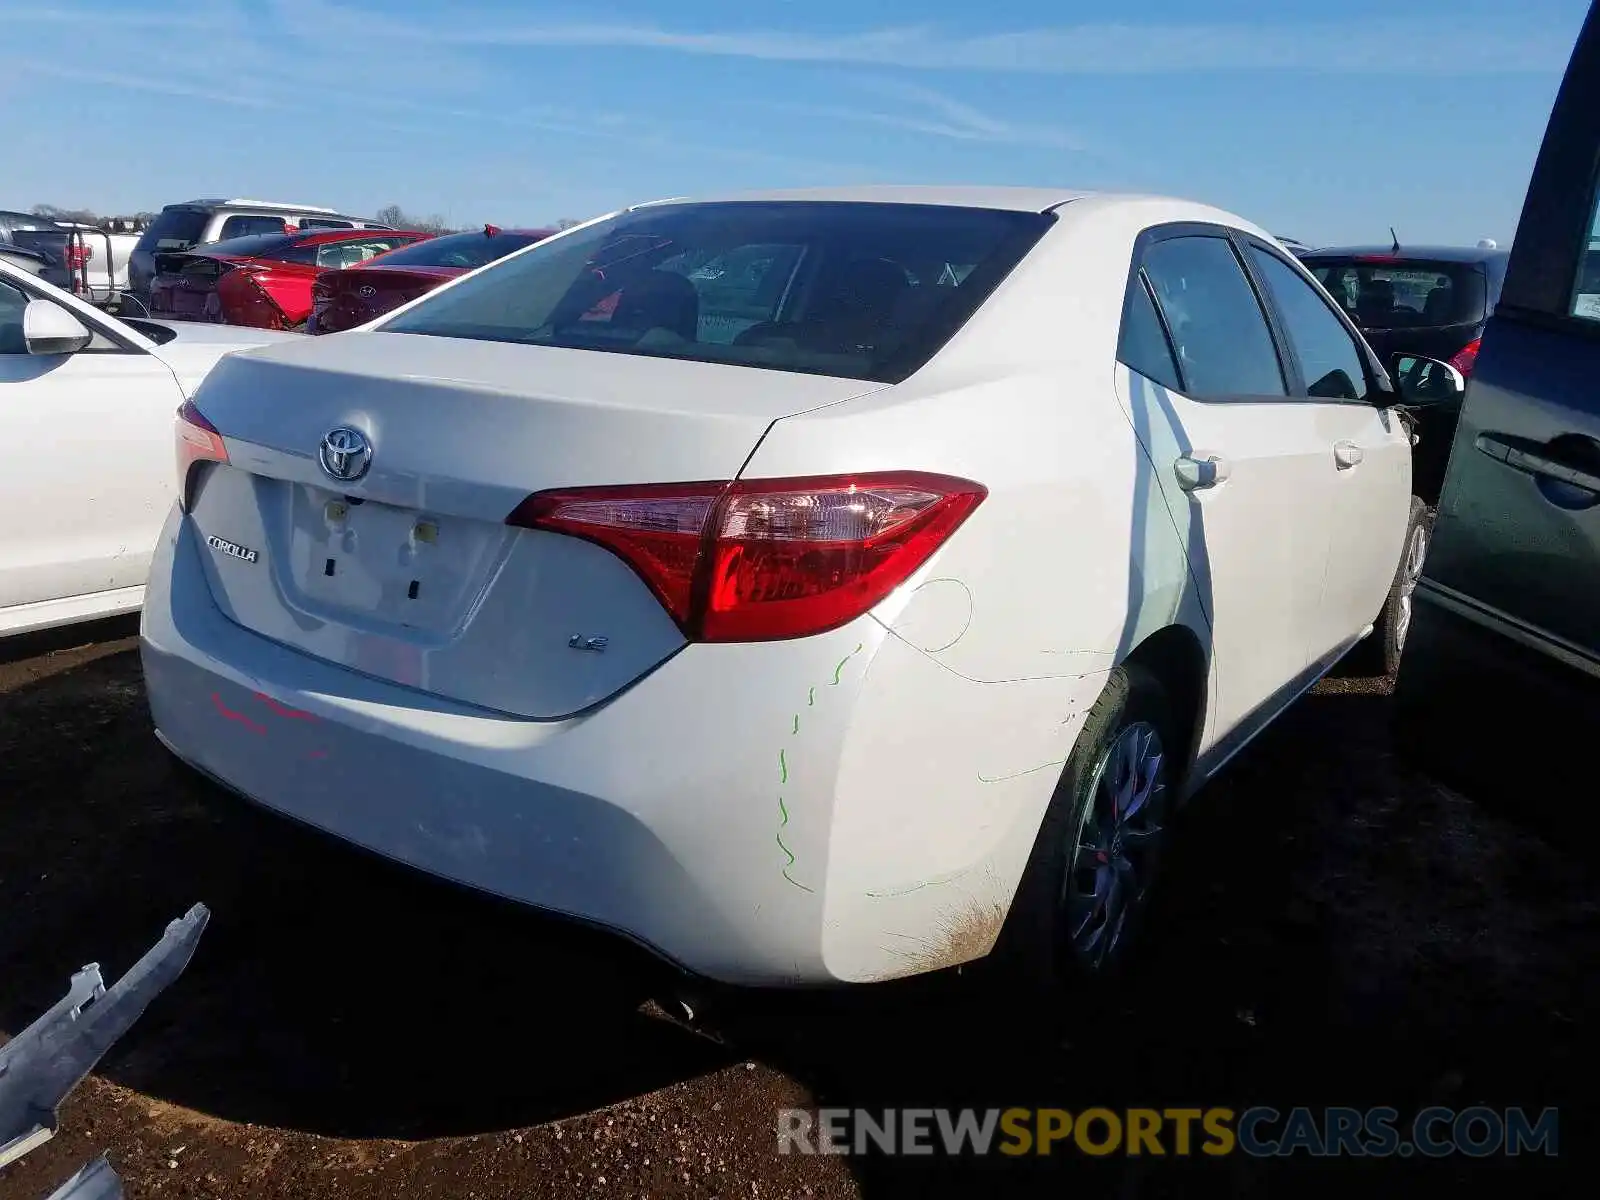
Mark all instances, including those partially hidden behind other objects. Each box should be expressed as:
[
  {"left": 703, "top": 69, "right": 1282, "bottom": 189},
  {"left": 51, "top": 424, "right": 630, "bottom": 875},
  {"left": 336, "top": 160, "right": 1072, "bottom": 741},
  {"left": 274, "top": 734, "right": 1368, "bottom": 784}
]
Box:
[
  {"left": 1395, "top": 0, "right": 1600, "bottom": 810},
  {"left": 1299, "top": 244, "right": 1508, "bottom": 506}
]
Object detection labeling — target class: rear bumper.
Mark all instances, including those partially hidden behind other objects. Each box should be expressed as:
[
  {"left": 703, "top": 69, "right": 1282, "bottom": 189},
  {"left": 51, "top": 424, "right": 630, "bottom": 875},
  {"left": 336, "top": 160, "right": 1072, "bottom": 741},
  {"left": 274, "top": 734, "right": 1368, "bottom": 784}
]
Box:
[{"left": 141, "top": 510, "right": 1078, "bottom": 986}]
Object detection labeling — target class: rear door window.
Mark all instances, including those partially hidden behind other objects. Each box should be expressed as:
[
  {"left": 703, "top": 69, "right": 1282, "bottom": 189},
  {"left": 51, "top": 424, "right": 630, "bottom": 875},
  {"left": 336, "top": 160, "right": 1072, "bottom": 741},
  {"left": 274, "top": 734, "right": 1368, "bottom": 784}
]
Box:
[
  {"left": 1247, "top": 246, "right": 1373, "bottom": 402},
  {"left": 1140, "top": 235, "right": 1288, "bottom": 399}
]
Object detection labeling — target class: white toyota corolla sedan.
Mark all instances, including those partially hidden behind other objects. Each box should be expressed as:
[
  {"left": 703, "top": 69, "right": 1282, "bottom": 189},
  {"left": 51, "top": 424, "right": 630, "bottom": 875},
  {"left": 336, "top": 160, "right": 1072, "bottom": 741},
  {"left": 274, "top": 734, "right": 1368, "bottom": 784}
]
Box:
[
  {"left": 141, "top": 187, "right": 1423, "bottom": 990},
  {"left": 0, "top": 257, "right": 296, "bottom": 638}
]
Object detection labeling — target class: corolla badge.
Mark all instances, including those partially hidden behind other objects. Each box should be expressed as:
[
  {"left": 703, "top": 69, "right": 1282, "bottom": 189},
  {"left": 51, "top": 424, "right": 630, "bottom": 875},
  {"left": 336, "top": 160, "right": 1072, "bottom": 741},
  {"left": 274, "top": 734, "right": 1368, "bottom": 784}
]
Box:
[{"left": 319, "top": 426, "right": 372, "bottom": 482}]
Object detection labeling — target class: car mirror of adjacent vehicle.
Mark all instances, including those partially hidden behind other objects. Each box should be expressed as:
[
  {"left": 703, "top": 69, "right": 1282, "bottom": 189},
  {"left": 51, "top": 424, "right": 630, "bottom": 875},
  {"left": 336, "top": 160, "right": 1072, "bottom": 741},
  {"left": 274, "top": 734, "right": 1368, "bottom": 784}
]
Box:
[
  {"left": 22, "top": 300, "right": 93, "bottom": 356},
  {"left": 1390, "top": 353, "right": 1467, "bottom": 406}
]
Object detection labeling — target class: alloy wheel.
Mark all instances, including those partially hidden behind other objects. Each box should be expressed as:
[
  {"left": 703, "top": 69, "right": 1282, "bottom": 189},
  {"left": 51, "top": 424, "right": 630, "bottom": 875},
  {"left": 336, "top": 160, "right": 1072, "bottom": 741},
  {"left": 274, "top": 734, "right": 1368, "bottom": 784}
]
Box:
[
  {"left": 1062, "top": 720, "right": 1169, "bottom": 971},
  {"left": 1394, "top": 519, "right": 1431, "bottom": 654}
]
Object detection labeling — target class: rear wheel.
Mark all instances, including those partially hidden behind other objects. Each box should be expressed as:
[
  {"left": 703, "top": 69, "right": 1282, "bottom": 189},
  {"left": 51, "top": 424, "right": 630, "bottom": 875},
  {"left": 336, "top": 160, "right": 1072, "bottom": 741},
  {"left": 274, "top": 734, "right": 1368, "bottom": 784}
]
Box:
[{"left": 997, "top": 663, "right": 1179, "bottom": 999}]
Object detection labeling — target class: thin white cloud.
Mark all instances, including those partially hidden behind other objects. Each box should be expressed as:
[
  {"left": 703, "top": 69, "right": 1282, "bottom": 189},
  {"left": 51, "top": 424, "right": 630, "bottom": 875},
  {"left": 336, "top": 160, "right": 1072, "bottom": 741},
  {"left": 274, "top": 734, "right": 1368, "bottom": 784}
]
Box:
[
  {"left": 399, "top": 15, "right": 1572, "bottom": 75},
  {"left": 839, "top": 78, "right": 1086, "bottom": 150},
  {"left": 1, "top": 1, "right": 882, "bottom": 185},
  {"left": 6, "top": 3, "right": 1577, "bottom": 75},
  {"left": 4, "top": 58, "right": 287, "bottom": 111}
]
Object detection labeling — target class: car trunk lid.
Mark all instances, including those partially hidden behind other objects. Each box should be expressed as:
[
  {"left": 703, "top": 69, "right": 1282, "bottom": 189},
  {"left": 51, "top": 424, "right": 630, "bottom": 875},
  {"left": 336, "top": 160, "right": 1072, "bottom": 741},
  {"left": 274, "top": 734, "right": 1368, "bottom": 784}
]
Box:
[
  {"left": 182, "top": 333, "right": 886, "bottom": 716},
  {"left": 150, "top": 253, "right": 245, "bottom": 320}
]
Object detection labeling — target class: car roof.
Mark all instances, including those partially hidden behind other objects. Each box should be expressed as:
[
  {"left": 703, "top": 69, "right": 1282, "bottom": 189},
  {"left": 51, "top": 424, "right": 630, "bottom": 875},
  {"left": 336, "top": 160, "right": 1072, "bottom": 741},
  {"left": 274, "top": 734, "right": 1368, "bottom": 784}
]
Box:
[
  {"left": 1303, "top": 244, "right": 1511, "bottom": 265},
  {"left": 634, "top": 185, "right": 1097, "bottom": 213},
  {"left": 168, "top": 198, "right": 343, "bottom": 214}
]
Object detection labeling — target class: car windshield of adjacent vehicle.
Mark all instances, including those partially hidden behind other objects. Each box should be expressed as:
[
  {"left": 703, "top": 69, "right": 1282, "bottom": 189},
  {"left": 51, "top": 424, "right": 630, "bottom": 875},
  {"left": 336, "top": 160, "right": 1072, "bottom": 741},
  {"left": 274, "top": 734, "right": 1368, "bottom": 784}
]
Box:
[
  {"left": 136, "top": 208, "right": 212, "bottom": 252},
  {"left": 379, "top": 202, "right": 1053, "bottom": 382},
  {"left": 1301, "top": 256, "right": 1490, "bottom": 329},
  {"left": 365, "top": 229, "right": 545, "bottom": 271}
]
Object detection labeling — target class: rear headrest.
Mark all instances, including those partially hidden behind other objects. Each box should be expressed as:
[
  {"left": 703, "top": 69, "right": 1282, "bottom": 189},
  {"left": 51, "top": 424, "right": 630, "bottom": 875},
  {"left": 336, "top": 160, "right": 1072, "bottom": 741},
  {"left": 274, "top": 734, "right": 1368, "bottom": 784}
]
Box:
[
  {"left": 813, "top": 258, "right": 910, "bottom": 323},
  {"left": 1357, "top": 279, "right": 1395, "bottom": 315},
  {"left": 611, "top": 269, "right": 700, "bottom": 341},
  {"left": 1423, "top": 284, "right": 1452, "bottom": 323}
]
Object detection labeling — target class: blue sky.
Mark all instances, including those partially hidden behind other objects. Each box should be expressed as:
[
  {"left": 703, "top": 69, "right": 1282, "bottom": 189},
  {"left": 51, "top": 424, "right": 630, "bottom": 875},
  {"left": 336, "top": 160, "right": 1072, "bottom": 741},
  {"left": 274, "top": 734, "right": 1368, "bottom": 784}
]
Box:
[{"left": 1, "top": 0, "right": 1590, "bottom": 244}]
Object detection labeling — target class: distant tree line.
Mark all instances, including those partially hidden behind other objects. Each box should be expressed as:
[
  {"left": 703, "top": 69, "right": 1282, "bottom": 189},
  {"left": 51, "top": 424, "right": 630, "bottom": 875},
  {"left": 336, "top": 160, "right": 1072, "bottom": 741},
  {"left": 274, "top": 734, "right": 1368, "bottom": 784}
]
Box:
[{"left": 32, "top": 204, "right": 157, "bottom": 231}]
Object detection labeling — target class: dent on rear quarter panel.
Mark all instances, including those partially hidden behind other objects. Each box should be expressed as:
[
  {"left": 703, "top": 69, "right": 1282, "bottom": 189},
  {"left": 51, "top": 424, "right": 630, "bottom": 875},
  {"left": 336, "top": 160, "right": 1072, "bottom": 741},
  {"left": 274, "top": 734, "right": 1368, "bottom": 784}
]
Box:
[{"left": 742, "top": 372, "right": 1146, "bottom": 980}]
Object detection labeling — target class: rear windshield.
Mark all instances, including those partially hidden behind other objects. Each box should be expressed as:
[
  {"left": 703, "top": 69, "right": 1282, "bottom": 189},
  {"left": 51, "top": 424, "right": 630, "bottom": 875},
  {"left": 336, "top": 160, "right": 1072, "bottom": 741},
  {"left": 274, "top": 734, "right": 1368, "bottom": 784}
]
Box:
[
  {"left": 1302, "top": 257, "right": 1489, "bottom": 328},
  {"left": 379, "top": 202, "right": 1053, "bottom": 382},
  {"left": 136, "top": 208, "right": 211, "bottom": 253},
  {"left": 186, "top": 233, "right": 299, "bottom": 260},
  {"left": 368, "top": 230, "right": 545, "bottom": 271}
]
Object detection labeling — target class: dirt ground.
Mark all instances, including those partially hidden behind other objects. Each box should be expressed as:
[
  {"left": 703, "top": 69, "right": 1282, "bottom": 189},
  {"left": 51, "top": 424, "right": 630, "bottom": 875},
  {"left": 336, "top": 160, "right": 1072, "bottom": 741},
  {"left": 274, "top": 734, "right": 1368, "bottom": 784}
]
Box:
[{"left": 1, "top": 617, "right": 1594, "bottom": 1199}]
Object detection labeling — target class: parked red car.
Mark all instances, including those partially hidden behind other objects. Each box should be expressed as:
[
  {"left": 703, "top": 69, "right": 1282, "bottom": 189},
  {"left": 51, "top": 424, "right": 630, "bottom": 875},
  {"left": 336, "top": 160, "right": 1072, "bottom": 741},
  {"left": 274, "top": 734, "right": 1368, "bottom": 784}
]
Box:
[
  {"left": 148, "top": 228, "right": 433, "bottom": 330},
  {"left": 309, "top": 225, "right": 556, "bottom": 333}
]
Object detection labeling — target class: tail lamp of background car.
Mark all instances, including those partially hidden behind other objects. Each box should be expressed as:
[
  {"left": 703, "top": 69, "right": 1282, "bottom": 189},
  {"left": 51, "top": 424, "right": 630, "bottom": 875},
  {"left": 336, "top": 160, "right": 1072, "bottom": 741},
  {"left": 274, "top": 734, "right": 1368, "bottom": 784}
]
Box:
[
  {"left": 65, "top": 236, "right": 92, "bottom": 293},
  {"left": 175, "top": 401, "right": 228, "bottom": 510},
  {"left": 1449, "top": 337, "right": 1482, "bottom": 375},
  {"left": 506, "top": 472, "right": 987, "bottom": 642}
]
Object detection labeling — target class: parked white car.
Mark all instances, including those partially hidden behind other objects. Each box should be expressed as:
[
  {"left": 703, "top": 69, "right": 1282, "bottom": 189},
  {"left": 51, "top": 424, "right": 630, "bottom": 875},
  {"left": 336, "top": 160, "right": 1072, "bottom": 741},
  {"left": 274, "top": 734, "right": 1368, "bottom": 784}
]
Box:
[
  {"left": 141, "top": 187, "right": 1433, "bottom": 991},
  {"left": 0, "top": 258, "right": 296, "bottom": 637}
]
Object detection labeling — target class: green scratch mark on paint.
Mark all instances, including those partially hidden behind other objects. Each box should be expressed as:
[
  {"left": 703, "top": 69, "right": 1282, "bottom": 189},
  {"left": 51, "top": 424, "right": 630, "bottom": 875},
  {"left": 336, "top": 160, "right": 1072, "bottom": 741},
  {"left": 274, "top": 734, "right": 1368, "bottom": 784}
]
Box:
[
  {"left": 791, "top": 714, "right": 799, "bottom": 735},
  {"left": 776, "top": 796, "right": 814, "bottom": 893},
  {"left": 832, "top": 642, "right": 864, "bottom": 686},
  {"left": 808, "top": 686, "right": 815, "bottom": 707},
  {"left": 779, "top": 748, "right": 788, "bottom": 784},
  {"left": 977, "top": 757, "right": 1069, "bottom": 784}
]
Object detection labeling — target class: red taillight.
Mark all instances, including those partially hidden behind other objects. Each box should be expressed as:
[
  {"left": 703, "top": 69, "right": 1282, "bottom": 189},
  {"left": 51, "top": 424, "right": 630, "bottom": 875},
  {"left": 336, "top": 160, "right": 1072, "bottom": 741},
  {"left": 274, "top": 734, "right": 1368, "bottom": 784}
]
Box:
[
  {"left": 1448, "top": 337, "right": 1481, "bottom": 375},
  {"left": 176, "top": 400, "right": 228, "bottom": 509},
  {"left": 65, "top": 241, "right": 92, "bottom": 269},
  {"left": 507, "top": 472, "right": 987, "bottom": 642}
]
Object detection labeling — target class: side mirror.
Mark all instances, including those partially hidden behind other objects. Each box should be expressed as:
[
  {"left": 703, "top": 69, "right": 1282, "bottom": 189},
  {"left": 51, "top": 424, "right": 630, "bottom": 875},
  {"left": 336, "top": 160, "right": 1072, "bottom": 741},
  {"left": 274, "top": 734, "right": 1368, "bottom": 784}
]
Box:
[
  {"left": 1390, "top": 352, "right": 1466, "bottom": 406},
  {"left": 22, "top": 300, "right": 93, "bottom": 356}
]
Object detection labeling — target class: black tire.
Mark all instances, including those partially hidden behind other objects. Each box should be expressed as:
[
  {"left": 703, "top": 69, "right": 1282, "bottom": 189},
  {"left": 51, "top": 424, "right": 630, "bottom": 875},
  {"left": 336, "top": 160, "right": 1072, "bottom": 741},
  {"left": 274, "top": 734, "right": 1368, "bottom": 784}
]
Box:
[
  {"left": 995, "top": 662, "right": 1180, "bottom": 1003},
  {"left": 1344, "top": 496, "right": 1434, "bottom": 677}
]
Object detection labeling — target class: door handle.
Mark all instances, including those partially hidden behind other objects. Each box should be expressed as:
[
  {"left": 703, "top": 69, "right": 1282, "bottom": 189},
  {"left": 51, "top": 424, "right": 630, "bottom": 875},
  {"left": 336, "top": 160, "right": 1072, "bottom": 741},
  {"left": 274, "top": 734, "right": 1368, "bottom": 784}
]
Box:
[
  {"left": 1174, "top": 454, "right": 1230, "bottom": 492},
  {"left": 1475, "top": 433, "right": 1600, "bottom": 493},
  {"left": 1333, "top": 441, "right": 1364, "bottom": 469}
]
